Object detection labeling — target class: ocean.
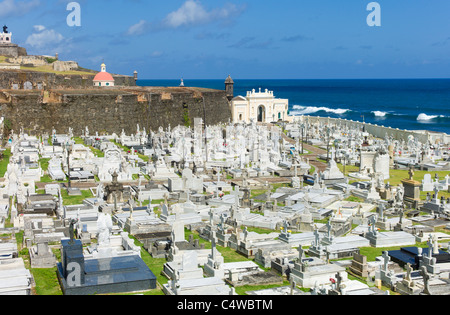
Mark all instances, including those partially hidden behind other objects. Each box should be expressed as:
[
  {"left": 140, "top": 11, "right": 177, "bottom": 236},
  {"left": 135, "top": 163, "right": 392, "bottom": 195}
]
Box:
[{"left": 137, "top": 79, "right": 450, "bottom": 134}]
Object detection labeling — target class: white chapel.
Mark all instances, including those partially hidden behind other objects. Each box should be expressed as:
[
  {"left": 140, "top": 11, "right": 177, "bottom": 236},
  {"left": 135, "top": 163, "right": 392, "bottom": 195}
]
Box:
[{"left": 231, "top": 88, "right": 291, "bottom": 124}]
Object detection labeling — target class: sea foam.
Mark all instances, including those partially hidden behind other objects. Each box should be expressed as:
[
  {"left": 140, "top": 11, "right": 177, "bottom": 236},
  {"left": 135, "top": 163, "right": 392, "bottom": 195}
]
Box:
[
  {"left": 417, "top": 113, "right": 444, "bottom": 121},
  {"left": 372, "top": 111, "right": 387, "bottom": 117},
  {"left": 292, "top": 105, "right": 350, "bottom": 115}
]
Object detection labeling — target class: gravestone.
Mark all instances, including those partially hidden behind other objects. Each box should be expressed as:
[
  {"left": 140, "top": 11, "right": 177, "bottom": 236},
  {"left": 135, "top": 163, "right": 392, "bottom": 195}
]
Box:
[
  {"left": 395, "top": 263, "right": 422, "bottom": 295},
  {"left": 421, "top": 174, "right": 434, "bottom": 192},
  {"left": 29, "top": 242, "right": 57, "bottom": 268},
  {"left": 57, "top": 220, "right": 156, "bottom": 295},
  {"left": 402, "top": 176, "right": 422, "bottom": 209},
  {"left": 349, "top": 253, "right": 369, "bottom": 278}
]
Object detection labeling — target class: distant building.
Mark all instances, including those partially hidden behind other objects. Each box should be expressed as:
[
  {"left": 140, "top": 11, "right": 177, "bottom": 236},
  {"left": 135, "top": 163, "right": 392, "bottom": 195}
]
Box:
[
  {"left": 0, "top": 25, "right": 27, "bottom": 57},
  {"left": 231, "top": 88, "right": 290, "bottom": 124},
  {"left": 93, "top": 63, "right": 115, "bottom": 87},
  {"left": 225, "top": 75, "right": 234, "bottom": 101},
  {"left": 0, "top": 26, "right": 12, "bottom": 44}
]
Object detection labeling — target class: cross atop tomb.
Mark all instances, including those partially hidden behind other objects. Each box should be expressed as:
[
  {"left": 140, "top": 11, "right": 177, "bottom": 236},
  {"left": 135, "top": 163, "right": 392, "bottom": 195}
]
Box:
[{"left": 382, "top": 251, "right": 390, "bottom": 271}]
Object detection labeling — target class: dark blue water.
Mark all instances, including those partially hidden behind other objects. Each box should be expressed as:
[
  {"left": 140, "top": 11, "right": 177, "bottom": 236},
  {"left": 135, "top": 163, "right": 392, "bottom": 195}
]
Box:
[{"left": 137, "top": 79, "right": 450, "bottom": 134}]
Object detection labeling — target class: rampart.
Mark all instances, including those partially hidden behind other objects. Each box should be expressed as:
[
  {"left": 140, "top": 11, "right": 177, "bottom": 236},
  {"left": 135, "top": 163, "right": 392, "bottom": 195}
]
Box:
[
  {"left": 0, "top": 70, "right": 135, "bottom": 90},
  {"left": 0, "top": 86, "right": 232, "bottom": 136}
]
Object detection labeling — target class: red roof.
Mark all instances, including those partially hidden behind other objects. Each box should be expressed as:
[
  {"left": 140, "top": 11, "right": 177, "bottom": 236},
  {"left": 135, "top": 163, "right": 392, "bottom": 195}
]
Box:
[{"left": 93, "top": 71, "right": 114, "bottom": 82}]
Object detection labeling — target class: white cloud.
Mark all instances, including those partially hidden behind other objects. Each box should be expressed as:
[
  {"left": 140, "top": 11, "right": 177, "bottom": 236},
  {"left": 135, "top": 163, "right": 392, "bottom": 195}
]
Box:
[
  {"left": 127, "top": 20, "right": 148, "bottom": 36},
  {"left": 33, "top": 25, "right": 46, "bottom": 32},
  {"left": 163, "top": 0, "right": 243, "bottom": 28},
  {"left": 164, "top": 0, "right": 210, "bottom": 28},
  {"left": 127, "top": 0, "right": 245, "bottom": 35},
  {"left": 0, "top": 0, "right": 40, "bottom": 18},
  {"left": 25, "top": 26, "right": 69, "bottom": 54}
]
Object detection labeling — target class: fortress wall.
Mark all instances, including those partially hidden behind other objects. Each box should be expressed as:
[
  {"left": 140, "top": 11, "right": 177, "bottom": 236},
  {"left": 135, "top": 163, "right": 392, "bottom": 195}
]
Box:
[
  {"left": 0, "top": 44, "right": 27, "bottom": 57},
  {"left": 0, "top": 70, "right": 135, "bottom": 90},
  {"left": 0, "top": 88, "right": 231, "bottom": 136}
]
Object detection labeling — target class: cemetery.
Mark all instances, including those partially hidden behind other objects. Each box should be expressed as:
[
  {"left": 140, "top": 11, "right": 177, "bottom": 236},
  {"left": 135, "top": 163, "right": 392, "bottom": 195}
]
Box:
[{"left": 0, "top": 114, "right": 449, "bottom": 296}]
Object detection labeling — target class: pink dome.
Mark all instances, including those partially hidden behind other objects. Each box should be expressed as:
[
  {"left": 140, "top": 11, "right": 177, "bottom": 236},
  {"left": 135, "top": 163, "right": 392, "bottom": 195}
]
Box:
[{"left": 93, "top": 71, "right": 114, "bottom": 82}]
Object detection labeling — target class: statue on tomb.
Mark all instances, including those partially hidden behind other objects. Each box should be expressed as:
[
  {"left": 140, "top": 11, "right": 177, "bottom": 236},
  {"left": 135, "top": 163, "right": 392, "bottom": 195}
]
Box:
[
  {"left": 68, "top": 219, "right": 78, "bottom": 244},
  {"left": 97, "top": 209, "right": 113, "bottom": 247},
  {"left": 3, "top": 25, "right": 8, "bottom": 33},
  {"left": 408, "top": 167, "right": 415, "bottom": 181},
  {"left": 96, "top": 183, "right": 104, "bottom": 200},
  {"left": 420, "top": 266, "right": 431, "bottom": 295},
  {"left": 396, "top": 185, "right": 404, "bottom": 206}
]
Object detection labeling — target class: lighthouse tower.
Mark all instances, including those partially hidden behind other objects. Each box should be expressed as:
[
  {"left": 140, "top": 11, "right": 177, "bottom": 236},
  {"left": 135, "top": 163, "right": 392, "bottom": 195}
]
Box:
[{"left": 0, "top": 25, "right": 12, "bottom": 44}]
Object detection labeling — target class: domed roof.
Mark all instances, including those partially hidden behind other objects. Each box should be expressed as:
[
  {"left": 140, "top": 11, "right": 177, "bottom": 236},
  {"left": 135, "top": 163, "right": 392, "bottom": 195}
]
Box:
[
  {"left": 93, "top": 62, "right": 115, "bottom": 82},
  {"left": 93, "top": 71, "right": 114, "bottom": 82}
]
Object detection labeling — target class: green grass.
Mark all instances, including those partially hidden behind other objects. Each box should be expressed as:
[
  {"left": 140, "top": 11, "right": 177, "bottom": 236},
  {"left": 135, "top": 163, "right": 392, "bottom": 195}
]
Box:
[
  {"left": 60, "top": 189, "right": 93, "bottom": 206},
  {"left": 0, "top": 148, "right": 11, "bottom": 177},
  {"left": 14, "top": 231, "right": 62, "bottom": 295},
  {"left": 359, "top": 242, "right": 428, "bottom": 262},
  {"left": 184, "top": 229, "right": 250, "bottom": 263},
  {"left": 20, "top": 64, "right": 94, "bottom": 76},
  {"left": 73, "top": 137, "right": 104, "bottom": 158},
  {"left": 129, "top": 236, "right": 167, "bottom": 292},
  {"left": 110, "top": 139, "right": 150, "bottom": 162},
  {"left": 31, "top": 267, "right": 63, "bottom": 295},
  {"left": 233, "top": 280, "right": 291, "bottom": 295},
  {"left": 388, "top": 169, "right": 450, "bottom": 186},
  {"left": 39, "top": 158, "right": 51, "bottom": 172},
  {"left": 345, "top": 195, "right": 365, "bottom": 203}
]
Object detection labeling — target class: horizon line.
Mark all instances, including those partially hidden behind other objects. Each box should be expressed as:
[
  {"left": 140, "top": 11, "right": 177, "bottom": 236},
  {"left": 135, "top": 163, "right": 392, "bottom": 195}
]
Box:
[{"left": 137, "top": 77, "right": 450, "bottom": 81}]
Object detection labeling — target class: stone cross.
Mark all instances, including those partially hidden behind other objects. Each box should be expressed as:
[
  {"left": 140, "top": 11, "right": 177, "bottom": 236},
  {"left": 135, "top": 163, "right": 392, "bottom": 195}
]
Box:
[
  {"left": 382, "top": 251, "right": 390, "bottom": 271},
  {"left": 408, "top": 167, "right": 414, "bottom": 180},
  {"left": 405, "top": 263, "right": 413, "bottom": 283},
  {"left": 298, "top": 246, "right": 304, "bottom": 261},
  {"left": 420, "top": 266, "right": 431, "bottom": 295},
  {"left": 432, "top": 234, "right": 440, "bottom": 255},
  {"left": 326, "top": 221, "right": 333, "bottom": 240},
  {"left": 313, "top": 228, "right": 320, "bottom": 247},
  {"left": 129, "top": 199, "right": 134, "bottom": 220},
  {"left": 369, "top": 215, "right": 377, "bottom": 235},
  {"left": 335, "top": 272, "right": 343, "bottom": 293},
  {"left": 427, "top": 234, "right": 434, "bottom": 258},
  {"left": 211, "top": 232, "right": 217, "bottom": 261},
  {"left": 378, "top": 203, "right": 384, "bottom": 219},
  {"left": 209, "top": 209, "right": 214, "bottom": 225}
]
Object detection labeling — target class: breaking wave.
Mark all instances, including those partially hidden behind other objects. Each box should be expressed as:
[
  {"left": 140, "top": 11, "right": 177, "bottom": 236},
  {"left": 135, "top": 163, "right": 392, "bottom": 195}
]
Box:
[
  {"left": 291, "top": 105, "right": 350, "bottom": 115},
  {"left": 372, "top": 111, "right": 387, "bottom": 117},
  {"left": 417, "top": 113, "right": 446, "bottom": 121}
]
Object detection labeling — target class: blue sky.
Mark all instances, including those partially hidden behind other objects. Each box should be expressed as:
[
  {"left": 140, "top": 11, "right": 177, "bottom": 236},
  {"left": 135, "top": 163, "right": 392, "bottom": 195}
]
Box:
[{"left": 2, "top": 0, "right": 450, "bottom": 79}]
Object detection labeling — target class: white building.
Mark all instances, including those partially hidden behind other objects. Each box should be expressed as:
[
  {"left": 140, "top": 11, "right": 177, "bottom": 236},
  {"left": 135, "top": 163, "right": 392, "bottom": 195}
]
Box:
[
  {"left": 0, "top": 32, "right": 12, "bottom": 44},
  {"left": 231, "top": 88, "right": 290, "bottom": 124},
  {"left": 93, "top": 63, "right": 115, "bottom": 87},
  {"left": 0, "top": 25, "right": 12, "bottom": 44}
]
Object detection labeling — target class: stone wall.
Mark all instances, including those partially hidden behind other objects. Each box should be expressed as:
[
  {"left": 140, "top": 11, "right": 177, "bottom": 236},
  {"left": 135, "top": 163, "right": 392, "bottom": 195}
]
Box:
[
  {"left": 0, "top": 70, "right": 135, "bottom": 90},
  {"left": 295, "top": 115, "right": 450, "bottom": 145},
  {"left": 0, "top": 87, "right": 232, "bottom": 136},
  {"left": 0, "top": 44, "right": 27, "bottom": 57}
]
